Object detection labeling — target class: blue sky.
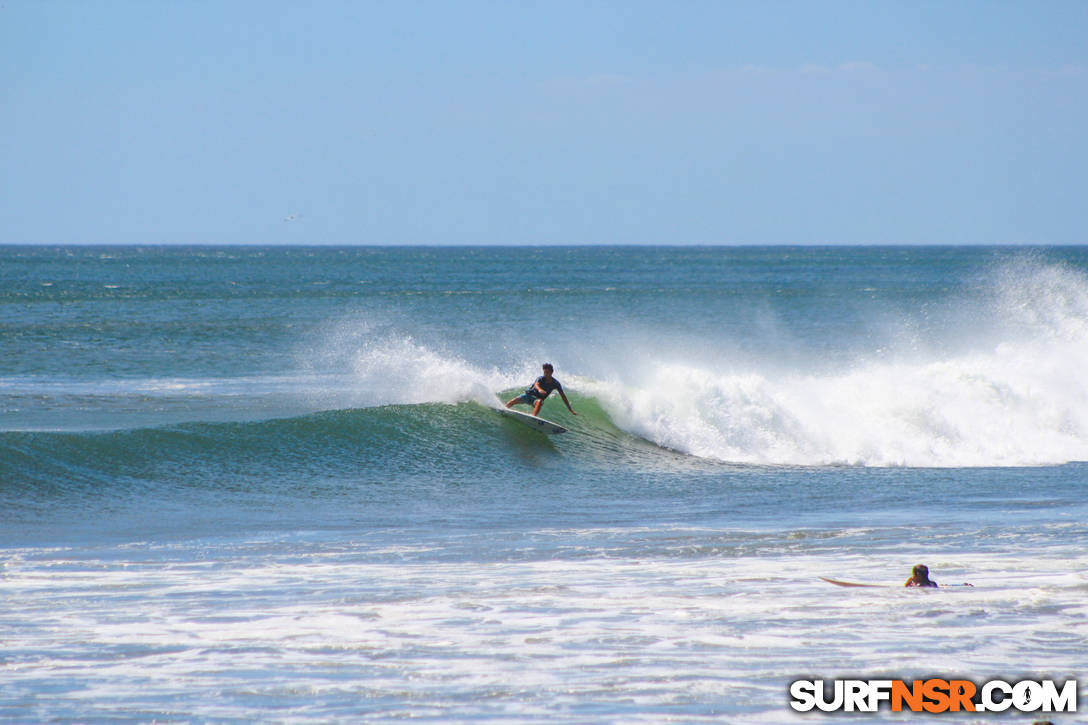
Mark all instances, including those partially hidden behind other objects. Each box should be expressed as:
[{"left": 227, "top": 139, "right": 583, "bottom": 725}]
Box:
[{"left": 3, "top": 1, "right": 1086, "bottom": 244}]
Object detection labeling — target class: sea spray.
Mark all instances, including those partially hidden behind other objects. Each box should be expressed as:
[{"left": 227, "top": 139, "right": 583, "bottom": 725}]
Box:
[
  {"left": 5, "top": 246, "right": 1088, "bottom": 723},
  {"left": 580, "top": 260, "right": 1088, "bottom": 466}
]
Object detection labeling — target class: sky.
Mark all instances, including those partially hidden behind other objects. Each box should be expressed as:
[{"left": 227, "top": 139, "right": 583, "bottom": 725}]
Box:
[{"left": 2, "top": 1, "right": 1087, "bottom": 245}]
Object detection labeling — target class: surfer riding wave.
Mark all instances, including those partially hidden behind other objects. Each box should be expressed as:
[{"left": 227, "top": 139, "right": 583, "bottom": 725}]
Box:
[{"left": 505, "top": 363, "right": 577, "bottom": 418}]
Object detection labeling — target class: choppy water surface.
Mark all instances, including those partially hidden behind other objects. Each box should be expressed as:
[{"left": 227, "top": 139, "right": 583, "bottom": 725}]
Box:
[{"left": 2, "top": 245, "right": 1086, "bottom": 722}]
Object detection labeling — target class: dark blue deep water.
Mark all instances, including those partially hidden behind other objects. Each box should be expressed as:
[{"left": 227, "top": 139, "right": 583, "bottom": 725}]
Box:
[{"left": 2, "top": 246, "right": 1086, "bottom": 722}]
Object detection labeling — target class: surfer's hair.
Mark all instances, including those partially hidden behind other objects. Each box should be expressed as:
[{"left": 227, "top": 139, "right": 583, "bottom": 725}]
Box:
[
  {"left": 912, "top": 564, "right": 929, "bottom": 578},
  {"left": 542, "top": 362, "right": 554, "bottom": 371}
]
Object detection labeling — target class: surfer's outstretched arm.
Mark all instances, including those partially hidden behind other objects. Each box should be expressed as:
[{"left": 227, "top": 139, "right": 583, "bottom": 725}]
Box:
[{"left": 559, "top": 389, "right": 576, "bottom": 415}]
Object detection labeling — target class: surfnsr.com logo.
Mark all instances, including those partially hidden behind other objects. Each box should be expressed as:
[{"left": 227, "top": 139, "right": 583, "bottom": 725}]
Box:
[{"left": 789, "top": 678, "right": 1078, "bottom": 714}]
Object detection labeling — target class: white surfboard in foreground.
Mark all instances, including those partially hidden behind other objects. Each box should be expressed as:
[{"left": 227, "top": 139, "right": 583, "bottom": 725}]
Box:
[{"left": 497, "top": 407, "right": 568, "bottom": 434}]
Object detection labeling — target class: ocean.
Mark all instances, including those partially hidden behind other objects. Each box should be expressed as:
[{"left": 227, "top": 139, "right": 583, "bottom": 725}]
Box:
[{"left": 2, "top": 245, "right": 1086, "bottom": 723}]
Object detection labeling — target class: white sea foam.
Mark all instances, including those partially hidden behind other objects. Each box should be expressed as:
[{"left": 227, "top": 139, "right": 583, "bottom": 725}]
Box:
[
  {"left": 584, "top": 353, "right": 1088, "bottom": 467},
  {"left": 288, "top": 261, "right": 1088, "bottom": 467},
  {"left": 581, "top": 262, "right": 1088, "bottom": 467},
  {"left": 304, "top": 314, "right": 554, "bottom": 410},
  {"left": 341, "top": 333, "right": 512, "bottom": 408},
  {"left": 157, "top": 259, "right": 1088, "bottom": 467},
  {"left": 2, "top": 528, "right": 1084, "bottom": 723}
]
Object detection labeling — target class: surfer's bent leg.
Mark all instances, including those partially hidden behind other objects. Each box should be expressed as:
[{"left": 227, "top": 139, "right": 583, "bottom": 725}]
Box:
[{"left": 507, "top": 391, "right": 538, "bottom": 409}]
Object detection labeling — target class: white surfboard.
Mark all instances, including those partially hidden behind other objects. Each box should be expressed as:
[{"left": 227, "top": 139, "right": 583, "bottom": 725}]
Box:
[
  {"left": 497, "top": 407, "right": 568, "bottom": 434},
  {"left": 819, "top": 577, "right": 973, "bottom": 589}
]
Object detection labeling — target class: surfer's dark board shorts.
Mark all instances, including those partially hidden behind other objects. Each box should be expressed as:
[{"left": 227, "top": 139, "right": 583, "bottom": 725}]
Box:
[{"left": 517, "top": 389, "right": 543, "bottom": 405}]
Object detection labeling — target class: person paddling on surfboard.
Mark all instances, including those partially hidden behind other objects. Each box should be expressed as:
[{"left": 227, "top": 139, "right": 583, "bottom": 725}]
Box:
[
  {"left": 505, "top": 363, "right": 577, "bottom": 418},
  {"left": 905, "top": 563, "right": 938, "bottom": 588}
]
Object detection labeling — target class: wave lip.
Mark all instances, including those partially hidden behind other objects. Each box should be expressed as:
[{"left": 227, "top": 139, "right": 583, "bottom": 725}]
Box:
[
  {"left": 562, "top": 259, "right": 1088, "bottom": 468},
  {"left": 587, "top": 349, "right": 1088, "bottom": 468},
  {"left": 9, "top": 256, "right": 1088, "bottom": 469}
]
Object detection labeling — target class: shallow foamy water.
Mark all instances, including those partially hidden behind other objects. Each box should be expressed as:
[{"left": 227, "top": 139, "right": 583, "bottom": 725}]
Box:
[{"left": 3, "top": 518, "right": 1085, "bottom": 723}]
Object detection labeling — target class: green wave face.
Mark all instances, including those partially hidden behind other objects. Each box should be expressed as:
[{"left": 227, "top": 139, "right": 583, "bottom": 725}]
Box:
[{"left": 1, "top": 396, "right": 701, "bottom": 503}]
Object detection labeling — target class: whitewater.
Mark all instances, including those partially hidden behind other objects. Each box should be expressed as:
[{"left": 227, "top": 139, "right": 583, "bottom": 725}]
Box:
[{"left": 2, "top": 245, "right": 1086, "bottom": 722}]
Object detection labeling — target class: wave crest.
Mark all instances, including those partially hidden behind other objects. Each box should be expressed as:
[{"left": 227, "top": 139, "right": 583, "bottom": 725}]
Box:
[{"left": 586, "top": 261, "right": 1088, "bottom": 466}]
